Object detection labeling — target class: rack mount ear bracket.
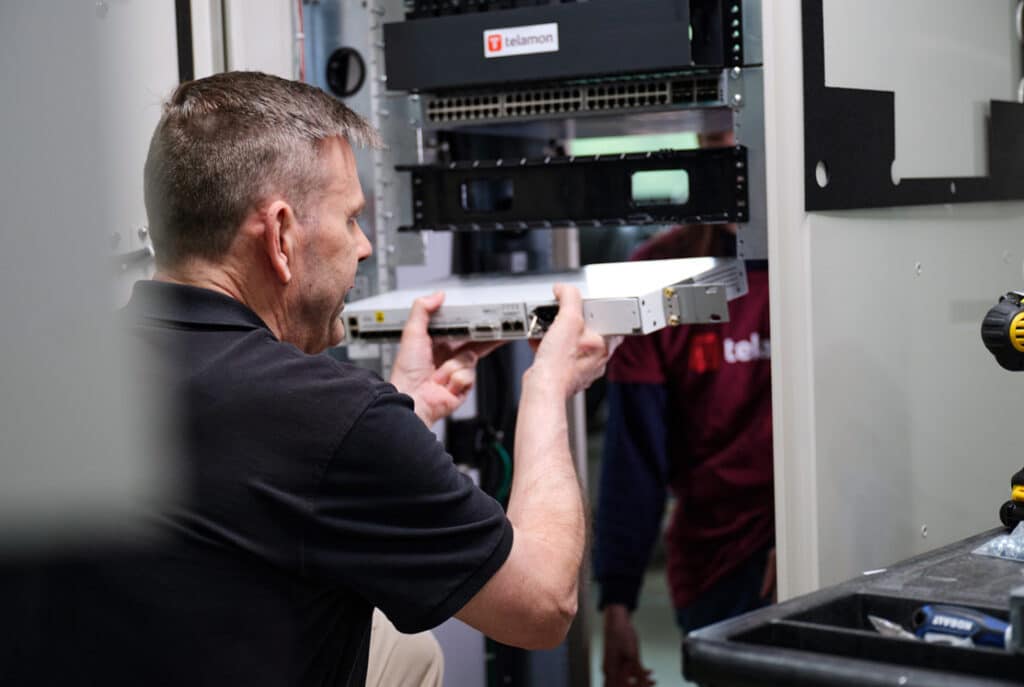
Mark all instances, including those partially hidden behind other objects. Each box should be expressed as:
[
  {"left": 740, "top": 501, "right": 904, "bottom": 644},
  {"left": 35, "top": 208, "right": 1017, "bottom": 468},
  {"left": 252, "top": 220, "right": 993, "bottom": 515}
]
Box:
[{"left": 398, "top": 146, "right": 749, "bottom": 232}]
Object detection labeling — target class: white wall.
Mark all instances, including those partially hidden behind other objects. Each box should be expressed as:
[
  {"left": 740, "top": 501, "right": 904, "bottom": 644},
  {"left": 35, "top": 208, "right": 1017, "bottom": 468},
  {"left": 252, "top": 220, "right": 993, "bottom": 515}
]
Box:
[
  {"left": 0, "top": 0, "right": 179, "bottom": 544},
  {"left": 102, "top": 1, "right": 182, "bottom": 305},
  {"left": 821, "top": 0, "right": 1018, "bottom": 181},
  {"left": 192, "top": 0, "right": 227, "bottom": 78},
  {"left": 223, "top": 0, "right": 295, "bottom": 77},
  {"left": 765, "top": 0, "right": 1024, "bottom": 598}
]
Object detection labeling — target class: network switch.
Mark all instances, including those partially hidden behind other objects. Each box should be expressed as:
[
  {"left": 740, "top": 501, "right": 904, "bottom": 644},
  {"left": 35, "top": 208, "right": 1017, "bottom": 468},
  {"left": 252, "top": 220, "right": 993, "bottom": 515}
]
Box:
[{"left": 342, "top": 257, "right": 747, "bottom": 343}]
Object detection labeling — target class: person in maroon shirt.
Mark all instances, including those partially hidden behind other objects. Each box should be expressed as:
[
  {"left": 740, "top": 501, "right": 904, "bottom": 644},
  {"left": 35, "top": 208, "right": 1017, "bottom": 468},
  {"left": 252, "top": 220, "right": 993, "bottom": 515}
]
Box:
[{"left": 594, "top": 137, "right": 775, "bottom": 686}]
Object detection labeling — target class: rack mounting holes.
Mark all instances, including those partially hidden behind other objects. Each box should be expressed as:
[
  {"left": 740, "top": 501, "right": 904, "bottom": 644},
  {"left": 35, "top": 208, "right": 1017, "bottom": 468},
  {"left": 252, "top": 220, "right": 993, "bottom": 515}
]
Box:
[
  {"left": 890, "top": 160, "right": 901, "bottom": 186},
  {"left": 815, "top": 160, "right": 829, "bottom": 188},
  {"left": 949, "top": 181, "right": 957, "bottom": 195}
]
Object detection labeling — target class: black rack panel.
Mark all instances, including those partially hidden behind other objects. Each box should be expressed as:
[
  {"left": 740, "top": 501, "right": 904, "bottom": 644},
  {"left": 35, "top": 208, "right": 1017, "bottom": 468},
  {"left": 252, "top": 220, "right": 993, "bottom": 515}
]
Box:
[
  {"left": 398, "top": 146, "right": 749, "bottom": 232},
  {"left": 801, "top": 0, "right": 1024, "bottom": 210},
  {"left": 406, "top": 0, "right": 578, "bottom": 20},
  {"left": 384, "top": 0, "right": 692, "bottom": 92}
]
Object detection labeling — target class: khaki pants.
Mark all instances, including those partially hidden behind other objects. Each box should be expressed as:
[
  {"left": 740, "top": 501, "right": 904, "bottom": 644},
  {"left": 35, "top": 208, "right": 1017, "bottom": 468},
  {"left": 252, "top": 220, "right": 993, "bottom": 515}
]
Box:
[{"left": 366, "top": 608, "right": 444, "bottom": 687}]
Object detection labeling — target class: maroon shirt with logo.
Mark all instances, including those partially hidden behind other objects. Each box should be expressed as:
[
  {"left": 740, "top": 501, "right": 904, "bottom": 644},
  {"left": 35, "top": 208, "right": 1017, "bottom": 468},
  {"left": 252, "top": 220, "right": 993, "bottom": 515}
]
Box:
[{"left": 602, "top": 228, "right": 774, "bottom": 609}]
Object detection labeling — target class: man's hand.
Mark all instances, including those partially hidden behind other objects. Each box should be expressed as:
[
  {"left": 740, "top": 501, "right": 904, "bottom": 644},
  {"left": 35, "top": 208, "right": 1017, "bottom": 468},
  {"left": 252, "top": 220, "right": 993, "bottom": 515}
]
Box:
[
  {"left": 603, "top": 605, "right": 654, "bottom": 687},
  {"left": 526, "top": 284, "right": 618, "bottom": 398},
  {"left": 389, "top": 291, "right": 503, "bottom": 427},
  {"left": 760, "top": 547, "right": 777, "bottom": 603}
]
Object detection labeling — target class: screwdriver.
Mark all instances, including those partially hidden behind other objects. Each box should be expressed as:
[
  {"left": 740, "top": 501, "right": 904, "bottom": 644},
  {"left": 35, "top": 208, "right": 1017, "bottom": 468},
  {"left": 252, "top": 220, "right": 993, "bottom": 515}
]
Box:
[
  {"left": 869, "top": 605, "right": 1011, "bottom": 649},
  {"left": 911, "top": 605, "right": 1010, "bottom": 649}
]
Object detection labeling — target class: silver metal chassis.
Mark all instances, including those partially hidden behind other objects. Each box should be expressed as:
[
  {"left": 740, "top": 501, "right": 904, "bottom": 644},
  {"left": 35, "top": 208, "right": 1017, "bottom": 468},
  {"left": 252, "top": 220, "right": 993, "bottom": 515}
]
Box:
[{"left": 342, "top": 257, "right": 747, "bottom": 343}]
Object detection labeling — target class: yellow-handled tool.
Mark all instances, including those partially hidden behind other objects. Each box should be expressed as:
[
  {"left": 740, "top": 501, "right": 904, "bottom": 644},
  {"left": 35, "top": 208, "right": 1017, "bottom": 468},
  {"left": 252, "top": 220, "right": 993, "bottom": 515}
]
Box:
[
  {"left": 982, "top": 292, "right": 1024, "bottom": 528},
  {"left": 982, "top": 291, "right": 1024, "bottom": 372},
  {"left": 1000, "top": 467, "right": 1024, "bottom": 530}
]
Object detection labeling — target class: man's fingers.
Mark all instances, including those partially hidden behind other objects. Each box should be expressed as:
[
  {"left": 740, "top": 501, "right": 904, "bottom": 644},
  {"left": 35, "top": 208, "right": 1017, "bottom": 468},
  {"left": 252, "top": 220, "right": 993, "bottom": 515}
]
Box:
[
  {"left": 419, "top": 291, "right": 446, "bottom": 312},
  {"left": 432, "top": 350, "right": 478, "bottom": 386},
  {"left": 605, "top": 662, "right": 654, "bottom": 687},
  {"left": 527, "top": 287, "right": 614, "bottom": 396},
  {"left": 446, "top": 366, "right": 476, "bottom": 397},
  {"left": 578, "top": 329, "right": 609, "bottom": 359},
  {"left": 567, "top": 329, "right": 610, "bottom": 392},
  {"left": 606, "top": 335, "right": 624, "bottom": 358},
  {"left": 450, "top": 339, "right": 505, "bottom": 362},
  {"left": 403, "top": 291, "right": 445, "bottom": 336},
  {"left": 433, "top": 337, "right": 502, "bottom": 368},
  {"left": 535, "top": 284, "right": 584, "bottom": 356},
  {"left": 553, "top": 286, "right": 584, "bottom": 331},
  {"left": 760, "top": 547, "right": 777, "bottom": 600},
  {"left": 552, "top": 282, "right": 583, "bottom": 314}
]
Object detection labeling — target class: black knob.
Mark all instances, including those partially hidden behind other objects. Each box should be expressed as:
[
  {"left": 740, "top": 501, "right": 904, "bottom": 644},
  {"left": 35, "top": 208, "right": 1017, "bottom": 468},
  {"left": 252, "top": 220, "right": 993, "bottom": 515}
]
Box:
[
  {"left": 1000, "top": 500, "right": 1024, "bottom": 529},
  {"left": 981, "top": 292, "right": 1024, "bottom": 371},
  {"left": 325, "top": 47, "right": 366, "bottom": 99}
]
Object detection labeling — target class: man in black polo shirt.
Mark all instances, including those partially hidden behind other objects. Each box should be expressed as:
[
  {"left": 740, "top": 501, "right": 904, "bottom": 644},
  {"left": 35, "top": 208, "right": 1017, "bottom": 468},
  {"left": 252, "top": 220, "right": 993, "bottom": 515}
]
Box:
[{"left": 20, "top": 72, "right": 610, "bottom": 686}]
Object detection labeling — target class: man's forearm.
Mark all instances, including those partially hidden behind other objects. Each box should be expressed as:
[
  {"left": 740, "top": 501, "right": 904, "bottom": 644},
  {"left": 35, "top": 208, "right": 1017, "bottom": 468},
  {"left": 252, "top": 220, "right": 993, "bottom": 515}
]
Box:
[
  {"left": 451, "top": 288, "right": 604, "bottom": 649},
  {"left": 507, "top": 370, "right": 585, "bottom": 605}
]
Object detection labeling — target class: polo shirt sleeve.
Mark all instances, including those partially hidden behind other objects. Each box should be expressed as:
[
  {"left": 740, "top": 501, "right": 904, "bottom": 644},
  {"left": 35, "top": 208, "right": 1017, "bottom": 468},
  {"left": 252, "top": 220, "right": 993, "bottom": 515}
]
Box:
[{"left": 303, "top": 388, "right": 513, "bottom": 634}]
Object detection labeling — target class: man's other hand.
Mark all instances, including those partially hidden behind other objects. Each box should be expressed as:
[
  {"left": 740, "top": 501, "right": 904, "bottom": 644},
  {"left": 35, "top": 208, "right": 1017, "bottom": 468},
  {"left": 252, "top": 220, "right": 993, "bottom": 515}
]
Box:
[
  {"left": 526, "top": 284, "right": 618, "bottom": 398},
  {"left": 760, "top": 547, "right": 777, "bottom": 604},
  {"left": 390, "top": 291, "right": 503, "bottom": 427},
  {"left": 603, "top": 605, "right": 655, "bottom": 687}
]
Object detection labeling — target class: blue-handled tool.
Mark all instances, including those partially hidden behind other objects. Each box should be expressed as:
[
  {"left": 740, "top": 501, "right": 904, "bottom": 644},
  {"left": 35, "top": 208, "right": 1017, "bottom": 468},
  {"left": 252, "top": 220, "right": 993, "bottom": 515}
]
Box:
[
  {"left": 867, "top": 615, "right": 917, "bottom": 641},
  {"left": 911, "top": 604, "right": 1010, "bottom": 649}
]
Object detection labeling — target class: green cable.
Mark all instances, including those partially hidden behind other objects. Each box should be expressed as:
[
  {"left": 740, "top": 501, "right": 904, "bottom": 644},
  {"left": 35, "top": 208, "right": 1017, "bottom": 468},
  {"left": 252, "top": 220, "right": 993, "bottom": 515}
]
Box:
[{"left": 493, "top": 441, "right": 513, "bottom": 503}]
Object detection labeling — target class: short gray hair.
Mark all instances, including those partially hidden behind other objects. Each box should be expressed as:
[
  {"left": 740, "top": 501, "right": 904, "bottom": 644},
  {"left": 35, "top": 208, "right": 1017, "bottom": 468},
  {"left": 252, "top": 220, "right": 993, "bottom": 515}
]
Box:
[{"left": 144, "top": 71, "right": 380, "bottom": 266}]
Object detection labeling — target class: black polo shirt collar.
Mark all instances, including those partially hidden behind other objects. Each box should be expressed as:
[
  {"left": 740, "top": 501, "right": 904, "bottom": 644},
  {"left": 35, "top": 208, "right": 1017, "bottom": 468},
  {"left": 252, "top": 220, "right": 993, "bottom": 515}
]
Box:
[{"left": 125, "top": 280, "right": 273, "bottom": 334}]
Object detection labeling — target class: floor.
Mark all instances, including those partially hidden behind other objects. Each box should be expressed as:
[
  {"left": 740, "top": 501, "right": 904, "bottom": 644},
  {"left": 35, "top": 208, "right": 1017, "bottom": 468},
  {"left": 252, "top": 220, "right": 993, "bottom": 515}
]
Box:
[{"left": 588, "top": 567, "right": 696, "bottom": 687}]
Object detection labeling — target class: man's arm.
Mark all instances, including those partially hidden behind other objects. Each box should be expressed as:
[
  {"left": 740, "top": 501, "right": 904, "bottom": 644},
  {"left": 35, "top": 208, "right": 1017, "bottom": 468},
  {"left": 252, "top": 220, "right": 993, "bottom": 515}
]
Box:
[
  {"left": 594, "top": 381, "right": 671, "bottom": 611},
  {"left": 595, "top": 380, "right": 670, "bottom": 686},
  {"left": 455, "top": 285, "right": 610, "bottom": 650}
]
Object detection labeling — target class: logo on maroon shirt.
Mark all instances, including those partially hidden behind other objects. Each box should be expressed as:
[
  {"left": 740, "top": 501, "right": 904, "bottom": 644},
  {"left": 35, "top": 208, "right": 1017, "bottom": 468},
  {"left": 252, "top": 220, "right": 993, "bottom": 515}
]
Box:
[
  {"left": 689, "top": 332, "right": 724, "bottom": 373},
  {"left": 689, "top": 332, "right": 771, "bottom": 373},
  {"left": 724, "top": 333, "right": 771, "bottom": 363}
]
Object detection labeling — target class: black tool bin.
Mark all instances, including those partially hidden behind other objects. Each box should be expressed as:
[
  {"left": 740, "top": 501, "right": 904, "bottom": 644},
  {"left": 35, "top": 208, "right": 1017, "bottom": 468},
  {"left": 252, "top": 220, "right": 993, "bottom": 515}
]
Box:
[{"left": 683, "top": 530, "right": 1024, "bottom": 686}]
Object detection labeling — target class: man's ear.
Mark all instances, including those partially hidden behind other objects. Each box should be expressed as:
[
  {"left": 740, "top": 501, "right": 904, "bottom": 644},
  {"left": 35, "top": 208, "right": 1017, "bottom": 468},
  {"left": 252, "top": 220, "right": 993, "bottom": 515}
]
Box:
[{"left": 262, "top": 200, "right": 296, "bottom": 285}]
